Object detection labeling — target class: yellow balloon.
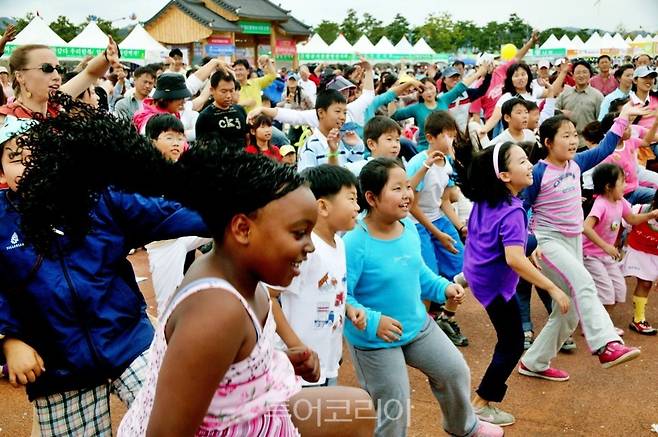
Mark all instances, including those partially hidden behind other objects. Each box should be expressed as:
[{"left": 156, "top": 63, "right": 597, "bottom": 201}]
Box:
[{"left": 500, "top": 44, "right": 518, "bottom": 61}]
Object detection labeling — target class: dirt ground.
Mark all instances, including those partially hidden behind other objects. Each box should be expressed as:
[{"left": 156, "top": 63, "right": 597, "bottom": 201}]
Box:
[{"left": 2, "top": 250, "right": 658, "bottom": 436}]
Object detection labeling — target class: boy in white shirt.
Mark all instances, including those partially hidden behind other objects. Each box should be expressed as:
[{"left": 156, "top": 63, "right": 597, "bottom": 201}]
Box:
[
  {"left": 271, "top": 165, "right": 365, "bottom": 386},
  {"left": 489, "top": 98, "right": 536, "bottom": 146}
]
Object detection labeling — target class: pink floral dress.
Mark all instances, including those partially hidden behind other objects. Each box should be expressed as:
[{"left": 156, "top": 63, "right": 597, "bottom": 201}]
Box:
[{"left": 118, "top": 278, "right": 301, "bottom": 436}]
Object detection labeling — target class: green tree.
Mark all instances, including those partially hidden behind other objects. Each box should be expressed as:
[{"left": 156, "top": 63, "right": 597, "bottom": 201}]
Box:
[
  {"left": 385, "top": 13, "right": 410, "bottom": 44},
  {"left": 340, "top": 9, "right": 361, "bottom": 44},
  {"left": 13, "top": 12, "right": 34, "bottom": 34},
  {"left": 503, "top": 13, "right": 533, "bottom": 48},
  {"left": 361, "top": 13, "right": 385, "bottom": 44},
  {"left": 414, "top": 13, "right": 454, "bottom": 52},
  {"left": 314, "top": 20, "right": 340, "bottom": 45},
  {"left": 49, "top": 15, "right": 80, "bottom": 42},
  {"left": 453, "top": 20, "right": 480, "bottom": 52}
]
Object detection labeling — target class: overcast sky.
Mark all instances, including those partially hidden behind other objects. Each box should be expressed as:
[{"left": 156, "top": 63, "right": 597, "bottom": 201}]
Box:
[{"left": 2, "top": 0, "right": 657, "bottom": 33}]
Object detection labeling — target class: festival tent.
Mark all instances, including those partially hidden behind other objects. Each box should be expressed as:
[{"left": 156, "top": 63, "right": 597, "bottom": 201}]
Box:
[
  {"left": 558, "top": 35, "right": 572, "bottom": 49},
  {"left": 68, "top": 21, "right": 108, "bottom": 49},
  {"left": 568, "top": 35, "right": 585, "bottom": 51},
  {"left": 612, "top": 33, "right": 629, "bottom": 50},
  {"left": 352, "top": 35, "right": 375, "bottom": 54},
  {"left": 374, "top": 36, "right": 397, "bottom": 55},
  {"left": 413, "top": 38, "right": 435, "bottom": 55},
  {"left": 297, "top": 33, "right": 330, "bottom": 54},
  {"left": 328, "top": 34, "right": 353, "bottom": 53},
  {"left": 540, "top": 34, "right": 561, "bottom": 49},
  {"left": 8, "top": 16, "right": 66, "bottom": 47},
  {"left": 119, "top": 24, "right": 169, "bottom": 65},
  {"left": 395, "top": 36, "right": 414, "bottom": 56}
]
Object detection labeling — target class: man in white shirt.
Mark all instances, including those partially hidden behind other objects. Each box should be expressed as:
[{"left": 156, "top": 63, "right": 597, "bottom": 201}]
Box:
[{"left": 299, "top": 65, "right": 317, "bottom": 104}]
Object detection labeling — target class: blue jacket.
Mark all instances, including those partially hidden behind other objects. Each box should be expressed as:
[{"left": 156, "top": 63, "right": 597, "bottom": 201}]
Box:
[{"left": 0, "top": 189, "right": 208, "bottom": 399}]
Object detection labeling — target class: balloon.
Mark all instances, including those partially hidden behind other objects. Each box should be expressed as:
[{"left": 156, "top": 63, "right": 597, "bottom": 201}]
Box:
[{"left": 500, "top": 44, "right": 518, "bottom": 61}]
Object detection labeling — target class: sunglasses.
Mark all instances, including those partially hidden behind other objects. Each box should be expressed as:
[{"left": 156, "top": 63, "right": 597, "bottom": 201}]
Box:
[{"left": 22, "top": 63, "right": 66, "bottom": 74}]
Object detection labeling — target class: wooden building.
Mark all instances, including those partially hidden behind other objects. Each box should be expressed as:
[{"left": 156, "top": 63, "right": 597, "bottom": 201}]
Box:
[{"left": 144, "top": 0, "right": 311, "bottom": 66}]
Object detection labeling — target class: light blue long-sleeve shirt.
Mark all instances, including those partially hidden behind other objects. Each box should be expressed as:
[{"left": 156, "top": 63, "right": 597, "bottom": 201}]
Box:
[
  {"left": 343, "top": 217, "right": 450, "bottom": 349},
  {"left": 598, "top": 88, "right": 630, "bottom": 121},
  {"left": 391, "top": 82, "right": 467, "bottom": 151}
]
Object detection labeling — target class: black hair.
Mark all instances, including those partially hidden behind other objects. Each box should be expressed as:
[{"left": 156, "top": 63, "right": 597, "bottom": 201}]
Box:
[
  {"left": 597, "top": 54, "right": 612, "bottom": 63},
  {"left": 525, "top": 100, "right": 539, "bottom": 112},
  {"left": 210, "top": 69, "right": 236, "bottom": 88},
  {"left": 169, "top": 48, "right": 183, "bottom": 58},
  {"left": 15, "top": 92, "right": 304, "bottom": 255},
  {"left": 501, "top": 97, "right": 531, "bottom": 118},
  {"left": 144, "top": 62, "right": 164, "bottom": 73},
  {"left": 134, "top": 66, "right": 156, "bottom": 80},
  {"left": 247, "top": 113, "right": 275, "bottom": 152},
  {"left": 358, "top": 157, "right": 405, "bottom": 212},
  {"left": 145, "top": 114, "right": 184, "bottom": 140},
  {"left": 424, "top": 110, "right": 458, "bottom": 137},
  {"left": 418, "top": 77, "right": 436, "bottom": 103},
  {"left": 539, "top": 114, "right": 575, "bottom": 148},
  {"left": 581, "top": 120, "right": 604, "bottom": 144},
  {"left": 503, "top": 63, "right": 533, "bottom": 95},
  {"left": 613, "top": 63, "right": 634, "bottom": 81},
  {"left": 300, "top": 164, "right": 357, "bottom": 200},
  {"left": 364, "top": 116, "right": 401, "bottom": 145},
  {"left": 462, "top": 142, "right": 517, "bottom": 206},
  {"left": 599, "top": 112, "right": 618, "bottom": 135},
  {"left": 592, "top": 163, "right": 624, "bottom": 195},
  {"left": 571, "top": 59, "right": 594, "bottom": 76},
  {"left": 233, "top": 58, "right": 250, "bottom": 71},
  {"left": 452, "top": 60, "right": 465, "bottom": 68},
  {"left": 315, "top": 89, "right": 346, "bottom": 111},
  {"left": 186, "top": 68, "right": 197, "bottom": 79},
  {"left": 608, "top": 97, "right": 630, "bottom": 114}
]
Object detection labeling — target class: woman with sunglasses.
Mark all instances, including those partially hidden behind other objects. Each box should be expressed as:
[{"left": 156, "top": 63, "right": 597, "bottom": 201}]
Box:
[{"left": 0, "top": 37, "right": 120, "bottom": 122}]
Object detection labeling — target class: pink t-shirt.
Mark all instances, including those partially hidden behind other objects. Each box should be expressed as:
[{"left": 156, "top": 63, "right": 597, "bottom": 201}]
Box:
[
  {"left": 590, "top": 74, "right": 619, "bottom": 96},
  {"left": 469, "top": 60, "right": 515, "bottom": 119},
  {"left": 583, "top": 196, "right": 632, "bottom": 257},
  {"left": 602, "top": 138, "right": 641, "bottom": 194}
]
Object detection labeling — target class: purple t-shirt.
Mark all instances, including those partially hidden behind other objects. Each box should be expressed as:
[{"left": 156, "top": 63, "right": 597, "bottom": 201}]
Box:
[{"left": 463, "top": 196, "right": 528, "bottom": 307}]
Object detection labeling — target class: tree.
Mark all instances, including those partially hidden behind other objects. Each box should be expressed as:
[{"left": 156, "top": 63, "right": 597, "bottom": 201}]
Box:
[
  {"left": 13, "top": 13, "right": 34, "bottom": 34},
  {"left": 340, "top": 9, "right": 361, "bottom": 44},
  {"left": 49, "top": 15, "right": 80, "bottom": 42},
  {"left": 314, "top": 20, "right": 340, "bottom": 45},
  {"left": 385, "top": 13, "right": 410, "bottom": 44},
  {"left": 414, "top": 13, "right": 454, "bottom": 52},
  {"left": 504, "top": 13, "right": 533, "bottom": 48},
  {"left": 361, "top": 13, "right": 385, "bottom": 44}
]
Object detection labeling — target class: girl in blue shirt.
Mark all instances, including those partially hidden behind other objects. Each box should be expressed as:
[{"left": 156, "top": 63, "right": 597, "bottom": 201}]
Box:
[{"left": 344, "top": 157, "right": 503, "bottom": 437}]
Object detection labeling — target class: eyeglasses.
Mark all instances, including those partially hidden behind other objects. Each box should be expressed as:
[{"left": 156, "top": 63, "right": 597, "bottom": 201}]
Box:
[{"left": 21, "top": 63, "right": 66, "bottom": 74}]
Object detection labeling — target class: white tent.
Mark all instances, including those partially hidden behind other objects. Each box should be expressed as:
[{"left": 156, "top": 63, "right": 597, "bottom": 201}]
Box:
[
  {"left": 395, "top": 36, "right": 414, "bottom": 55},
  {"left": 119, "top": 24, "right": 169, "bottom": 65},
  {"left": 584, "top": 32, "right": 604, "bottom": 50},
  {"left": 540, "top": 34, "right": 560, "bottom": 49},
  {"left": 352, "top": 35, "right": 375, "bottom": 54},
  {"left": 569, "top": 35, "right": 585, "bottom": 51},
  {"left": 328, "top": 34, "right": 353, "bottom": 53},
  {"left": 297, "top": 33, "right": 330, "bottom": 54},
  {"left": 68, "top": 22, "right": 109, "bottom": 48},
  {"left": 611, "top": 33, "right": 629, "bottom": 50},
  {"left": 633, "top": 34, "right": 648, "bottom": 43},
  {"left": 600, "top": 32, "right": 615, "bottom": 49},
  {"left": 374, "top": 36, "right": 397, "bottom": 55},
  {"left": 625, "top": 36, "right": 633, "bottom": 43},
  {"left": 558, "top": 35, "right": 571, "bottom": 49},
  {"left": 413, "top": 38, "right": 435, "bottom": 55},
  {"left": 11, "top": 16, "right": 66, "bottom": 46}
]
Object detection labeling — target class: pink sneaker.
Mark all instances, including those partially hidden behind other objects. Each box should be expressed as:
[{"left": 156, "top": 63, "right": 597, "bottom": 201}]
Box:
[
  {"left": 518, "top": 362, "right": 569, "bottom": 381},
  {"left": 598, "top": 341, "right": 640, "bottom": 369},
  {"left": 472, "top": 420, "right": 504, "bottom": 437}
]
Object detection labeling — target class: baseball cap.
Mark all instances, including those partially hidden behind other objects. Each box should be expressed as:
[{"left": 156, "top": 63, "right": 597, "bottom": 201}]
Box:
[
  {"left": 0, "top": 66, "right": 8, "bottom": 74},
  {"left": 538, "top": 60, "right": 551, "bottom": 69},
  {"left": 442, "top": 66, "right": 461, "bottom": 78},
  {"left": 279, "top": 145, "right": 296, "bottom": 156},
  {"left": 326, "top": 76, "right": 356, "bottom": 92},
  {"left": 633, "top": 66, "right": 657, "bottom": 79},
  {"left": 477, "top": 53, "right": 495, "bottom": 65},
  {"left": 0, "top": 116, "right": 37, "bottom": 145}
]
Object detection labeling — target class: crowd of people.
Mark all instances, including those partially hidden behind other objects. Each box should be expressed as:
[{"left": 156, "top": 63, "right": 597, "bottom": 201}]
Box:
[{"left": 0, "top": 24, "right": 657, "bottom": 437}]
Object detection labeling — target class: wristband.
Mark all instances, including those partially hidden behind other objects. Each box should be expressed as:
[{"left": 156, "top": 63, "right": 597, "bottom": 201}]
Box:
[
  {"left": 423, "top": 162, "right": 431, "bottom": 169},
  {"left": 327, "top": 151, "right": 340, "bottom": 158}
]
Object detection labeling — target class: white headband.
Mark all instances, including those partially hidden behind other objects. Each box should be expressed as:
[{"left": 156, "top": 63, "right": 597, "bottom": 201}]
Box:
[{"left": 493, "top": 142, "right": 503, "bottom": 179}]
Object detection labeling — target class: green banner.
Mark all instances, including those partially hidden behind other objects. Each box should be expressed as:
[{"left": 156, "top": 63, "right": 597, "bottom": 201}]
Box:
[
  {"left": 530, "top": 48, "right": 567, "bottom": 57},
  {"left": 2, "top": 44, "right": 145, "bottom": 61},
  {"left": 298, "top": 52, "right": 446, "bottom": 63},
  {"left": 239, "top": 21, "right": 271, "bottom": 35}
]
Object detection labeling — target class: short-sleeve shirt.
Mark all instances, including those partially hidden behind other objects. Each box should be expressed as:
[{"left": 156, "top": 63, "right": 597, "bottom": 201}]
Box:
[
  {"left": 406, "top": 151, "right": 452, "bottom": 223},
  {"left": 463, "top": 196, "right": 527, "bottom": 307},
  {"left": 627, "top": 204, "right": 658, "bottom": 256},
  {"left": 590, "top": 74, "right": 619, "bottom": 96},
  {"left": 194, "top": 104, "right": 247, "bottom": 150},
  {"left": 244, "top": 144, "right": 282, "bottom": 161},
  {"left": 239, "top": 74, "right": 276, "bottom": 112},
  {"left": 555, "top": 85, "right": 604, "bottom": 132},
  {"left": 583, "top": 196, "right": 631, "bottom": 258},
  {"left": 279, "top": 232, "right": 347, "bottom": 385}
]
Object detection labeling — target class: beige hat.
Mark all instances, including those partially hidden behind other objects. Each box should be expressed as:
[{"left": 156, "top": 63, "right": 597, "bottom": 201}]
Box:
[{"left": 0, "top": 66, "right": 8, "bottom": 74}]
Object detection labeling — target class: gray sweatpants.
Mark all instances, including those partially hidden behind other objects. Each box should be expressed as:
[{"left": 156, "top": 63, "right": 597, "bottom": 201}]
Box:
[
  {"left": 523, "top": 230, "right": 621, "bottom": 372},
  {"left": 348, "top": 316, "right": 478, "bottom": 437}
]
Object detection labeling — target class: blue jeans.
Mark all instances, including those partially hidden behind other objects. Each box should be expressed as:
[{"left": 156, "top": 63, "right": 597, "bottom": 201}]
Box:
[
  {"left": 625, "top": 186, "right": 656, "bottom": 205},
  {"left": 415, "top": 217, "right": 464, "bottom": 281},
  {"left": 270, "top": 125, "right": 290, "bottom": 146}
]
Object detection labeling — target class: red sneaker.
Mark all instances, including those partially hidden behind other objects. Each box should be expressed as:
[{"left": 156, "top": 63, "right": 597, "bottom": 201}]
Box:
[
  {"left": 629, "top": 320, "right": 657, "bottom": 335},
  {"left": 518, "top": 362, "right": 569, "bottom": 381},
  {"left": 598, "top": 342, "right": 640, "bottom": 369}
]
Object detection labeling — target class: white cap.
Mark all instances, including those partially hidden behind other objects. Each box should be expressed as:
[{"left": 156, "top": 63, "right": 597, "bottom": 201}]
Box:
[
  {"left": 0, "top": 66, "right": 8, "bottom": 74},
  {"left": 538, "top": 60, "right": 550, "bottom": 69},
  {"left": 477, "top": 53, "right": 495, "bottom": 65}
]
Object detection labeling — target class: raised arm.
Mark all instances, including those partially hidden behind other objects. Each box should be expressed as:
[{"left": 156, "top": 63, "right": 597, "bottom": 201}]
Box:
[
  {"left": 61, "top": 37, "right": 120, "bottom": 99},
  {"left": 515, "top": 31, "right": 540, "bottom": 62}
]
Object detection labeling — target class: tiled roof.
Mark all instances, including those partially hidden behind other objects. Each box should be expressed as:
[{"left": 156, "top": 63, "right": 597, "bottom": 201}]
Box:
[
  {"left": 212, "top": 0, "right": 290, "bottom": 21},
  {"left": 280, "top": 15, "right": 311, "bottom": 36},
  {"left": 146, "top": 0, "right": 241, "bottom": 32}
]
